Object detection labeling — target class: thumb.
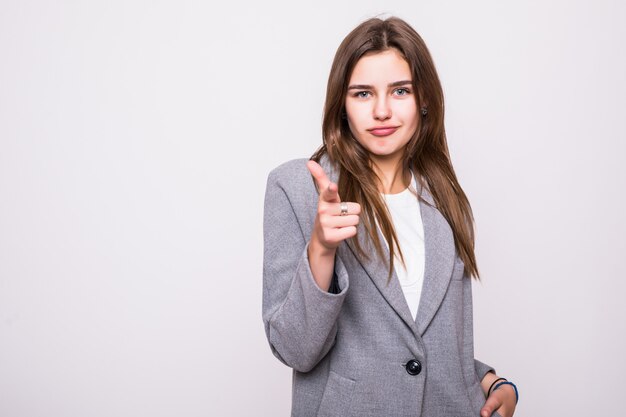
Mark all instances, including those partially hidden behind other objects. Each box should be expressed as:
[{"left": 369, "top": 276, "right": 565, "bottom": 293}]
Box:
[
  {"left": 481, "top": 395, "right": 502, "bottom": 417},
  {"left": 307, "top": 160, "right": 340, "bottom": 203}
]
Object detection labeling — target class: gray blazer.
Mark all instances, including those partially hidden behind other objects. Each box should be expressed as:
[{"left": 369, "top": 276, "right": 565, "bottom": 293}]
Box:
[{"left": 263, "top": 156, "right": 500, "bottom": 417}]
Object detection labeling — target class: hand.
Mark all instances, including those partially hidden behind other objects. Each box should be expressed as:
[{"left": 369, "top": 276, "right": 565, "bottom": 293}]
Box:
[
  {"left": 306, "top": 160, "right": 361, "bottom": 253},
  {"left": 481, "top": 383, "right": 517, "bottom": 417}
]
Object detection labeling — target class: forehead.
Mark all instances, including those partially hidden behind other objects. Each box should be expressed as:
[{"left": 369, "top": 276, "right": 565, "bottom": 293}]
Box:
[{"left": 349, "top": 49, "right": 412, "bottom": 84}]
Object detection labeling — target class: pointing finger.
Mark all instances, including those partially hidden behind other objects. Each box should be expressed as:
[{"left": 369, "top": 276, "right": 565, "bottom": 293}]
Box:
[
  {"left": 307, "top": 160, "right": 340, "bottom": 203},
  {"left": 307, "top": 160, "right": 330, "bottom": 190}
]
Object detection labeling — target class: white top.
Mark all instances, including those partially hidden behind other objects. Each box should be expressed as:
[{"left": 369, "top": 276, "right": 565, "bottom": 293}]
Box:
[{"left": 380, "top": 174, "right": 425, "bottom": 320}]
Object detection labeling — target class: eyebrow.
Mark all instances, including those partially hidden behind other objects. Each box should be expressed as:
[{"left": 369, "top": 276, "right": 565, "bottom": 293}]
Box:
[{"left": 347, "top": 80, "right": 413, "bottom": 90}]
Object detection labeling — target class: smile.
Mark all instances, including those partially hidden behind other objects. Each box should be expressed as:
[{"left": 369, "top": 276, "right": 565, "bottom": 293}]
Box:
[{"left": 368, "top": 126, "right": 399, "bottom": 137}]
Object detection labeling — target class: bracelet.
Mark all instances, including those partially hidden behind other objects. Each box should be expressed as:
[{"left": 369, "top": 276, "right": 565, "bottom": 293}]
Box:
[
  {"left": 487, "top": 377, "right": 507, "bottom": 396},
  {"left": 492, "top": 381, "right": 519, "bottom": 404}
]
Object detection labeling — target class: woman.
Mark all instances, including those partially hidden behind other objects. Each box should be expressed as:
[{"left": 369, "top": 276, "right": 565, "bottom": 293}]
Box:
[{"left": 263, "top": 16, "right": 518, "bottom": 417}]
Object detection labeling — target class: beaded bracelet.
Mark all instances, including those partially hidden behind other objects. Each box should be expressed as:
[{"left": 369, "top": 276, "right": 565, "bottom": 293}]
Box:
[
  {"left": 492, "top": 381, "right": 519, "bottom": 404},
  {"left": 487, "top": 377, "right": 507, "bottom": 396}
]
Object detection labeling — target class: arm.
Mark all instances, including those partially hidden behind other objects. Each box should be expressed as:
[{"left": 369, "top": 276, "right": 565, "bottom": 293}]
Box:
[
  {"left": 468, "top": 287, "right": 517, "bottom": 416},
  {"left": 463, "top": 270, "right": 517, "bottom": 416},
  {"left": 262, "top": 167, "right": 349, "bottom": 372},
  {"left": 306, "top": 160, "right": 360, "bottom": 291}
]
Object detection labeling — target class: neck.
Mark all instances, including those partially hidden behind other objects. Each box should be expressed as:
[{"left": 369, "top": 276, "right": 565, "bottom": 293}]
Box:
[{"left": 370, "top": 156, "right": 410, "bottom": 194}]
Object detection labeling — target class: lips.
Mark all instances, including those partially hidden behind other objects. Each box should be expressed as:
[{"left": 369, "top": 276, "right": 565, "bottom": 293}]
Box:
[{"left": 368, "top": 126, "right": 399, "bottom": 137}]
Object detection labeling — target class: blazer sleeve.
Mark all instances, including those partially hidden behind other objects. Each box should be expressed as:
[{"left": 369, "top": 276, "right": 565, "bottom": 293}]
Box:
[
  {"left": 464, "top": 274, "right": 496, "bottom": 384},
  {"left": 474, "top": 359, "right": 495, "bottom": 382},
  {"left": 262, "top": 167, "right": 350, "bottom": 373}
]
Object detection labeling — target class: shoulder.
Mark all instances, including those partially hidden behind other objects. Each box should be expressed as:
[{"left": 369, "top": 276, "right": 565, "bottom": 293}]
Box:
[
  {"left": 265, "top": 158, "right": 318, "bottom": 205},
  {"left": 268, "top": 154, "right": 337, "bottom": 184},
  {"left": 267, "top": 158, "right": 311, "bottom": 185},
  {"left": 266, "top": 158, "right": 315, "bottom": 198},
  {"left": 264, "top": 158, "right": 318, "bottom": 226},
  {"left": 265, "top": 154, "right": 339, "bottom": 206}
]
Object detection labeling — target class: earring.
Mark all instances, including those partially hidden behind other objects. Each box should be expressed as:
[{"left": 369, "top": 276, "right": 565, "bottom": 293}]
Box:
[{"left": 421, "top": 107, "right": 428, "bottom": 116}]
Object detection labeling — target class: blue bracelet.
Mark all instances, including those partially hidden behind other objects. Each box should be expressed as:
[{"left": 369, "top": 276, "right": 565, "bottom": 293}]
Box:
[{"left": 492, "top": 381, "right": 519, "bottom": 404}]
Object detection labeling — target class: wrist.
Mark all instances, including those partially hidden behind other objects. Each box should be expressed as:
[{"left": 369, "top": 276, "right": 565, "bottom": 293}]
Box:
[
  {"left": 487, "top": 377, "right": 507, "bottom": 397},
  {"left": 480, "top": 372, "right": 500, "bottom": 396},
  {"left": 307, "top": 236, "right": 337, "bottom": 293},
  {"left": 309, "top": 235, "right": 337, "bottom": 258}
]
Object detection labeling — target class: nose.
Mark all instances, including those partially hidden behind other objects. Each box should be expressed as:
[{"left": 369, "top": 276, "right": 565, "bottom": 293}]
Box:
[{"left": 373, "top": 96, "right": 391, "bottom": 121}]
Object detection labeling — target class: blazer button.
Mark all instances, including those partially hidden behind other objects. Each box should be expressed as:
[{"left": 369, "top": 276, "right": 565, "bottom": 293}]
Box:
[{"left": 405, "top": 359, "right": 422, "bottom": 376}]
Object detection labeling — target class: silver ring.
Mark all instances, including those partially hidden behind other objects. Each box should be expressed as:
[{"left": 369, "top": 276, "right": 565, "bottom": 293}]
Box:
[{"left": 340, "top": 202, "right": 348, "bottom": 216}]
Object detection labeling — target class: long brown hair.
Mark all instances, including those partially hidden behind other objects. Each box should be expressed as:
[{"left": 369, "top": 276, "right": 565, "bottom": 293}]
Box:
[{"left": 311, "top": 16, "right": 480, "bottom": 279}]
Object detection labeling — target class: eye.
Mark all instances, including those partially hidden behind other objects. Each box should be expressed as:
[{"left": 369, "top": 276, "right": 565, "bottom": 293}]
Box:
[
  {"left": 352, "top": 91, "right": 371, "bottom": 98},
  {"left": 393, "top": 87, "right": 411, "bottom": 96}
]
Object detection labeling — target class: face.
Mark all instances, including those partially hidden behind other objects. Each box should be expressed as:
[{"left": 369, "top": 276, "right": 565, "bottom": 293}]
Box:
[{"left": 344, "top": 48, "right": 418, "bottom": 166}]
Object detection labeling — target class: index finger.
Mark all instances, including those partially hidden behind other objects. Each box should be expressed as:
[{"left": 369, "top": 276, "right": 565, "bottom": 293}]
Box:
[
  {"left": 306, "top": 160, "right": 340, "bottom": 203},
  {"left": 306, "top": 160, "right": 330, "bottom": 190}
]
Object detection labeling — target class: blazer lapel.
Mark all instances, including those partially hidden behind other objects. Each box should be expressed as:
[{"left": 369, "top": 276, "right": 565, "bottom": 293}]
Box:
[
  {"left": 344, "top": 218, "right": 419, "bottom": 334},
  {"left": 415, "top": 183, "right": 455, "bottom": 335}
]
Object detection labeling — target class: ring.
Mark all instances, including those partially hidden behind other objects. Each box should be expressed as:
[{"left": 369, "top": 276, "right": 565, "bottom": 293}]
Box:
[{"left": 340, "top": 202, "right": 349, "bottom": 216}]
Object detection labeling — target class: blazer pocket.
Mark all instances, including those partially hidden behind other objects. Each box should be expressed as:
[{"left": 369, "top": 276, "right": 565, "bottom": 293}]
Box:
[{"left": 316, "top": 370, "right": 355, "bottom": 417}]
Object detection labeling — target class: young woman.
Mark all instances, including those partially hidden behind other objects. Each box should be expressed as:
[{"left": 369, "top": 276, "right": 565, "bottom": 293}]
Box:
[{"left": 263, "top": 16, "right": 518, "bottom": 417}]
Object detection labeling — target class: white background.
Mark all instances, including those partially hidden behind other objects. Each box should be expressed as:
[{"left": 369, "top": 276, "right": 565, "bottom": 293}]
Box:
[{"left": 1, "top": 1, "right": 625, "bottom": 416}]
